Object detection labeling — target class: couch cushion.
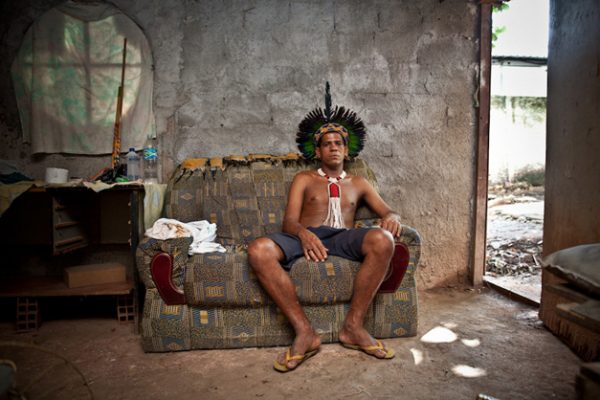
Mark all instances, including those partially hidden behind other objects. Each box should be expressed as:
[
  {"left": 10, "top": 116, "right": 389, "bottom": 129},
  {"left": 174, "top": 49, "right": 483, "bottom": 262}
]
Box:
[
  {"left": 183, "top": 249, "right": 267, "bottom": 306},
  {"left": 289, "top": 256, "right": 360, "bottom": 304},
  {"left": 543, "top": 243, "right": 600, "bottom": 297},
  {"left": 183, "top": 249, "right": 360, "bottom": 307}
]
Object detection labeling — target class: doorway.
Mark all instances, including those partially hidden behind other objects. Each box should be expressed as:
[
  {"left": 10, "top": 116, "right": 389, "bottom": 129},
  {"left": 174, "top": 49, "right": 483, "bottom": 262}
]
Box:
[{"left": 483, "top": 0, "right": 549, "bottom": 303}]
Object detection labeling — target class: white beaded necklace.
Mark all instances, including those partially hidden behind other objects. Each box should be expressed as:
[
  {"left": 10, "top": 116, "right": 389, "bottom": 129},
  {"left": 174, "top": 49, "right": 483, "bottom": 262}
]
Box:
[{"left": 317, "top": 168, "right": 347, "bottom": 229}]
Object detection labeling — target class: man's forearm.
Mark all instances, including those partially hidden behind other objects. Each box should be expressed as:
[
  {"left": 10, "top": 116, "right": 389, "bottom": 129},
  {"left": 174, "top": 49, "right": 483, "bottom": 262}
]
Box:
[
  {"left": 282, "top": 219, "right": 328, "bottom": 261},
  {"left": 282, "top": 220, "right": 308, "bottom": 238},
  {"left": 382, "top": 211, "right": 400, "bottom": 220}
]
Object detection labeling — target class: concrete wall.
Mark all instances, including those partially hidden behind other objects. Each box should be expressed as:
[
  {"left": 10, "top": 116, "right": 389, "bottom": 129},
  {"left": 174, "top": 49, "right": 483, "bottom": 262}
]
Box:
[
  {"left": 0, "top": 0, "right": 480, "bottom": 289},
  {"left": 543, "top": 0, "right": 600, "bottom": 255}
]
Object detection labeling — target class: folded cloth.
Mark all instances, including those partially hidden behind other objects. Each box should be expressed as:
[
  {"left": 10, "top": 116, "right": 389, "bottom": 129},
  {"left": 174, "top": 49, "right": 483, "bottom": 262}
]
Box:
[
  {"left": 145, "top": 218, "right": 226, "bottom": 255},
  {"left": 0, "top": 181, "right": 35, "bottom": 217},
  {"left": 83, "top": 180, "right": 140, "bottom": 193},
  {"left": 143, "top": 183, "right": 167, "bottom": 231},
  {"left": 0, "top": 172, "right": 33, "bottom": 184}
]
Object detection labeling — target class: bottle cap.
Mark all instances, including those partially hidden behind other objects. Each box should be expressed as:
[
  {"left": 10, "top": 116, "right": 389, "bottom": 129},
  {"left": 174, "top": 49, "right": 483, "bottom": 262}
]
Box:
[{"left": 129, "top": 147, "right": 135, "bottom": 152}]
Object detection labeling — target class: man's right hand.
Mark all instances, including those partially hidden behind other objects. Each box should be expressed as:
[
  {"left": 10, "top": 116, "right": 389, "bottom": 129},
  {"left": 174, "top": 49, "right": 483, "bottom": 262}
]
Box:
[{"left": 298, "top": 229, "right": 328, "bottom": 262}]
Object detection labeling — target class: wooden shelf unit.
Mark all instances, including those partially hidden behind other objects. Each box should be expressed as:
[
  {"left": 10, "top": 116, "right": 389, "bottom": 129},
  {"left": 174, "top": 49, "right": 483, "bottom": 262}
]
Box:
[
  {"left": 0, "top": 185, "right": 144, "bottom": 332},
  {"left": 0, "top": 276, "right": 134, "bottom": 298}
]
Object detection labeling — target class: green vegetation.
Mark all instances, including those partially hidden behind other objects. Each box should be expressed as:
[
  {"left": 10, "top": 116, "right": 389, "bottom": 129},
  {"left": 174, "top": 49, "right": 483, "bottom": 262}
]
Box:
[
  {"left": 492, "top": 26, "right": 506, "bottom": 48},
  {"left": 492, "top": 2, "right": 510, "bottom": 48},
  {"left": 491, "top": 96, "right": 547, "bottom": 125},
  {"left": 513, "top": 164, "right": 545, "bottom": 187},
  {"left": 493, "top": 2, "right": 510, "bottom": 13}
]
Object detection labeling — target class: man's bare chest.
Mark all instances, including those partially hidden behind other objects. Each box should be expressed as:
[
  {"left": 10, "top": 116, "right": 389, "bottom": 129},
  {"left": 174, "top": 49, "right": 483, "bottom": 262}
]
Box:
[{"left": 303, "top": 180, "right": 360, "bottom": 209}]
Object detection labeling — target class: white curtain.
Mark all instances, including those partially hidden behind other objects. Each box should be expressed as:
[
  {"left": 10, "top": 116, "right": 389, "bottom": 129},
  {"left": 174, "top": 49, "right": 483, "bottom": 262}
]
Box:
[{"left": 11, "top": 0, "right": 155, "bottom": 154}]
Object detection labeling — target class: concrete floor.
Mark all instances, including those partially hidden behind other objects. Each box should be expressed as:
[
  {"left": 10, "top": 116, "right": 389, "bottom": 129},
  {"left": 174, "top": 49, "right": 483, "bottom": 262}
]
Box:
[{"left": 0, "top": 288, "right": 581, "bottom": 400}]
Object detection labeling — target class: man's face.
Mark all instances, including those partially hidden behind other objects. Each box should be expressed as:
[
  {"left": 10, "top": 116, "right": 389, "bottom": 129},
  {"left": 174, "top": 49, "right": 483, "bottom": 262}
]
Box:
[{"left": 315, "top": 132, "right": 348, "bottom": 164}]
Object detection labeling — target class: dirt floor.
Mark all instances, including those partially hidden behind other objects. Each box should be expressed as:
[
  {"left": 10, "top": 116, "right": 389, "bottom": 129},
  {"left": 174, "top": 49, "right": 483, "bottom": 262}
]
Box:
[{"left": 0, "top": 288, "right": 581, "bottom": 400}]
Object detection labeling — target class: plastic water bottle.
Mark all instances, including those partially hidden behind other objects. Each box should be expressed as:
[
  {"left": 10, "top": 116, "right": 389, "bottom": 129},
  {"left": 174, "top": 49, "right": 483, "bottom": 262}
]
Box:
[
  {"left": 143, "top": 139, "right": 159, "bottom": 184},
  {"left": 125, "top": 148, "right": 141, "bottom": 181}
]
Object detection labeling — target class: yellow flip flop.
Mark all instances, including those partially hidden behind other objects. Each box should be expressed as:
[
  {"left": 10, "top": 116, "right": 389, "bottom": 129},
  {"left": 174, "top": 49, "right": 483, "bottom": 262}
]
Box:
[
  {"left": 273, "top": 348, "right": 320, "bottom": 372},
  {"left": 341, "top": 339, "right": 395, "bottom": 359}
]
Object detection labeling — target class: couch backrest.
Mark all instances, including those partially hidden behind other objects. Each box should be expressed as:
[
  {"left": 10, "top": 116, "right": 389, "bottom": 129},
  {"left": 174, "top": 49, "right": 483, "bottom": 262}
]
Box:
[{"left": 164, "top": 154, "right": 379, "bottom": 245}]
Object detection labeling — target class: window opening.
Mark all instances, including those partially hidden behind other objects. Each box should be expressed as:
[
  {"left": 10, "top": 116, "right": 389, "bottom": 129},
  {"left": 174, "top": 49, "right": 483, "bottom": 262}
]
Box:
[{"left": 11, "top": 2, "right": 155, "bottom": 155}]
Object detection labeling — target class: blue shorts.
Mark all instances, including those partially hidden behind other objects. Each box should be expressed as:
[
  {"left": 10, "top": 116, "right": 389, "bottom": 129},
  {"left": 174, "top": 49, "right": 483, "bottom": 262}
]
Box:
[{"left": 267, "top": 225, "right": 372, "bottom": 268}]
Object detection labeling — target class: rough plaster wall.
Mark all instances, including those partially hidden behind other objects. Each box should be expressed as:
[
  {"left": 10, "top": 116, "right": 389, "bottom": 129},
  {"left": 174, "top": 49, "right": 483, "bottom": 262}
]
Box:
[
  {"left": 0, "top": 0, "right": 480, "bottom": 289},
  {"left": 543, "top": 0, "right": 600, "bottom": 255}
]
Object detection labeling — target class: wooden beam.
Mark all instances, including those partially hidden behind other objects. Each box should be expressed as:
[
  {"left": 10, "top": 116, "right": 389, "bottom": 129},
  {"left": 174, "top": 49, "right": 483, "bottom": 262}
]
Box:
[{"left": 472, "top": 3, "right": 493, "bottom": 286}]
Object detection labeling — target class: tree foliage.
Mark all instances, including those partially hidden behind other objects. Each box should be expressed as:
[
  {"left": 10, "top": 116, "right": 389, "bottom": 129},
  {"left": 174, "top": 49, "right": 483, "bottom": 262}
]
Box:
[{"left": 492, "top": 2, "right": 510, "bottom": 48}]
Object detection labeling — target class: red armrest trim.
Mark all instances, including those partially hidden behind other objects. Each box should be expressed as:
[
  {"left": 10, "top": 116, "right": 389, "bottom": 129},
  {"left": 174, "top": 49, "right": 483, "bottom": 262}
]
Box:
[
  {"left": 378, "top": 243, "right": 410, "bottom": 293},
  {"left": 150, "top": 252, "right": 186, "bottom": 305}
]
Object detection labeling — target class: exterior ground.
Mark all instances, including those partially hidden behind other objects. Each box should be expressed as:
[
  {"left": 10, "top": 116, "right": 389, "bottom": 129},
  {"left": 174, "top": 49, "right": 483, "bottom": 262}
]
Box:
[
  {"left": 0, "top": 288, "right": 580, "bottom": 400},
  {"left": 486, "top": 191, "right": 544, "bottom": 303}
]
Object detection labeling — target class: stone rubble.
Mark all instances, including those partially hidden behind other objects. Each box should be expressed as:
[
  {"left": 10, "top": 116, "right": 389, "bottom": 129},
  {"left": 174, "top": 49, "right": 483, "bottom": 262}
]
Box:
[
  {"left": 486, "top": 190, "right": 544, "bottom": 277},
  {"left": 486, "top": 238, "right": 543, "bottom": 276}
]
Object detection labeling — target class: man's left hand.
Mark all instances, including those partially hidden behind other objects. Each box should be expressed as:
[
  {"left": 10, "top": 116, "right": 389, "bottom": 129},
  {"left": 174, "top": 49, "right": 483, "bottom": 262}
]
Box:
[{"left": 380, "top": 213, "right": 402, "bottom": 238}]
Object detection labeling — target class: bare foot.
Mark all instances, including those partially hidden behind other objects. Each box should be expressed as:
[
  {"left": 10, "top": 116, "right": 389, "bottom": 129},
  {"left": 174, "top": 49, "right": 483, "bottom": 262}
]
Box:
[
  {"left": 275, "top": 329, "right": 321, "bottom": 371},
  {"left": 339, "top": 324, "right": 392, "bottom": 359}
]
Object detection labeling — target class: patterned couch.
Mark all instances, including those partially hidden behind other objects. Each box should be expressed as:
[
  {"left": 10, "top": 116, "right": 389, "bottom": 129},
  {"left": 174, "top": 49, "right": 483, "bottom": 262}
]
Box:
[{"left": 136, "top": 154, "right": 421, "bottom": 352}]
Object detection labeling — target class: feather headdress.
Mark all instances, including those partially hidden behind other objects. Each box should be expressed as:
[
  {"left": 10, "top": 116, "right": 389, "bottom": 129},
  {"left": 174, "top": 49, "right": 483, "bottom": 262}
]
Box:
[{"left": 296, "top": 82, "right": 367, "bottom": 160}]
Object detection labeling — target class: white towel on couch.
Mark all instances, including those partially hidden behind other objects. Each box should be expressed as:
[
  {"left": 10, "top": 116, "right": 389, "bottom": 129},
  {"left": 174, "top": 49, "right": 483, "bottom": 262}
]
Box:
[{"left": 145, "top": 218, "right": 226, "bottom": 255}]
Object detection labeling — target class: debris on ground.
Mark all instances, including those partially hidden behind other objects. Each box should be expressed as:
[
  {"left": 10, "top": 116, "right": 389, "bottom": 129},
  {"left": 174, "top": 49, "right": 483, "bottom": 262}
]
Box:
[
  {"left": 486, "top": 238, "right": 543, "bottom": 276},
  {"left": 486, "top": 188, "right": 544, "bottom": 278}
]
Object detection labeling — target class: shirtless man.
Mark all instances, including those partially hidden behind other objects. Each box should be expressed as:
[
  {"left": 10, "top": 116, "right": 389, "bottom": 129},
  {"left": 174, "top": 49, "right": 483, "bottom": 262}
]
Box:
[{"left": 248, "top": 122, "right": 402, "bottom": 372}]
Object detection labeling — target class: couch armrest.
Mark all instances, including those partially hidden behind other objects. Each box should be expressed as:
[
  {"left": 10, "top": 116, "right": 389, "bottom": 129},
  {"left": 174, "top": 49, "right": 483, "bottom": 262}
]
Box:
[
  {"left": 135, "top": 236, "right": 193, "bottom": 290},
  {"left": 378, "top": 242, "right": 410, "bottom": 293},
  {"left": 150, "top": 252, "right": 186, "bottom": 305},
  {"left": 395, "top": 224, "right": 422, "bottom": 281},
  {"left": 352, "top": 223, "right": 419, "bottom": 293}
]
